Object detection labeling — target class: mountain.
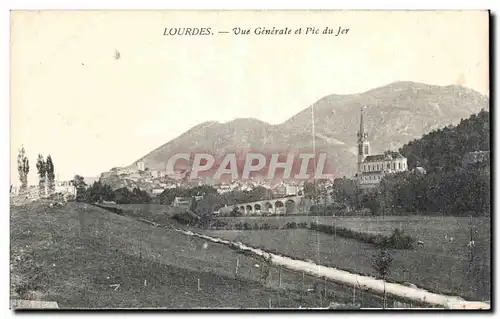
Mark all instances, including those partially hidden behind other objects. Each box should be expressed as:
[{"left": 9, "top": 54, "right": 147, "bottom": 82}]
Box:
[{"left": 128, "top": 81, "right": 489, "bottom": 179}]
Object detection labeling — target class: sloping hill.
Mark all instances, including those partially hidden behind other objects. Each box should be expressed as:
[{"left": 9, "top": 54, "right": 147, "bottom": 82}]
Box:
[
  {"left": 399, "top": 109, "right": 490, "bottom": 172},
  {"left": 10, "top": 201, "right": 323, "bottom": 308},
  {"left": 131, "top": 82, "right": 488, "bottom": 178}
]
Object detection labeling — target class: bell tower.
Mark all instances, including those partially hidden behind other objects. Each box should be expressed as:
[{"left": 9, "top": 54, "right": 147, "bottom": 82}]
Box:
[{"left": 357, "top": 106, "right": 370, "bottom": 172}]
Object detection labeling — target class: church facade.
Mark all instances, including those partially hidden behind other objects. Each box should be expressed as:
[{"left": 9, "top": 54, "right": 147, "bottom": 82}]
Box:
[{"left": 356, "top": 107, "right": 408, "bottom": 190}]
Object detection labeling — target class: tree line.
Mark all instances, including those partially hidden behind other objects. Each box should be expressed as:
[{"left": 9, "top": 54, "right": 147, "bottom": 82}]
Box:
[
  {"left": 400, "top": 109, "right": 489, "bottom": 173},
  {"left": 361, "top": 162, "right": 490, "bottom": 216},
  {"left": 71, "top": 177, "right": 152, "bottom": 204}
]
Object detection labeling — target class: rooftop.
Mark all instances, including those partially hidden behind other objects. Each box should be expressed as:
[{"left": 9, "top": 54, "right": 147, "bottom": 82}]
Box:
[
  {"left": 360, "top": 170, "right": 384, "bottom": 175},
  {"left": 364, "top": 151, "right": 405, "bottom": 162}
]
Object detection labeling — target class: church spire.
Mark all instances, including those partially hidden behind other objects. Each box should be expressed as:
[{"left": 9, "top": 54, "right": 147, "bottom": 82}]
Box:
[
  {"left": 357, "top": 106, "right": 370, "bottom": 168},
  {"left": 359, "top": 106, "right": 365, "bottom": 136},
  {"left": 357, "top": 106, "right": 367, "bottom": 142}
]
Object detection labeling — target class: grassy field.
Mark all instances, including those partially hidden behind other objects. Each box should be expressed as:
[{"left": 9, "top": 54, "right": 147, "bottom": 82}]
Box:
[
  {"left": 11, "top": 201, "right": 332, "bottom": 308},
  {"left": 203, "top": 216, "right": 491, "bottom": 301},
  {"left": 11, "top": 200, "right": 436, "bottom": 309},
  {"left": 97, "top": 203, "right": 185, "bottom": 224},
  {"left": 217, "top": 215, "right": 490, "bottom": 259}
]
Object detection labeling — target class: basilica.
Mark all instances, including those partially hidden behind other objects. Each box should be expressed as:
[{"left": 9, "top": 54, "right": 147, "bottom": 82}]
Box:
[{"left": 356, "top": 107, "right": 408, "bottom": 190}]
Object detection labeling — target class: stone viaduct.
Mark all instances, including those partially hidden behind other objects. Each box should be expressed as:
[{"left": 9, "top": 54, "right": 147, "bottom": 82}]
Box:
[{"left": 220, "top": 195, "right": 309, "bottom": 216}]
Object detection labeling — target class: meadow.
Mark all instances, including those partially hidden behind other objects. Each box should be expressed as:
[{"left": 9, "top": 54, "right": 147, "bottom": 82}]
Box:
[
  {"left": 11, "top": 201, "right": 320, "bottom": 308},
  {"left": 11, "top": 201, "right": 405, "bottom": 308},
  {"left": 97, "top": 203, "right": 185, "bottom": 224},
  {"left": 205, "top": 215, "right": 491, "bottom": 301}
]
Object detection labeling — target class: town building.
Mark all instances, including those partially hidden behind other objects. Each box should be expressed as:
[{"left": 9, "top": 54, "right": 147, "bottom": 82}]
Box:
[
  {"left": 136, "top": 161, "right": 145, "bottom": 171},
  {"left": 271, "top": 183, "right": 286, "bottom": 197},
  {"left": 151, "top": 188, "right": 165, "bottom": 196},
  {"left": 414, "top": 167, "right": 427, "bottom": 175},
  {"left": 216, "top": 184, "right": 233, "bottom": 194},
  {"left": 285, "top": 184, "right": 301, "bottom": 196},
  {"left": 55, "top": 180, "right": 77, "bottom": 197},
  {"left": 356, "top": 107, "right": 408, "bottom": 190},
  {"left": 462, "top": 151, "right": 490, "bottom": 167},
  {"left": 149, "top": 170, "right": 159, "bottom": 178},
  {"left": 173, "top": 196, "right": 193, "bottom": 208}
]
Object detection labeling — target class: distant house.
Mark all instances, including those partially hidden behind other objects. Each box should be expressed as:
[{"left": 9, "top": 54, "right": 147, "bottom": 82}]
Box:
[
  {"left": 217, "top": 184, "right": 232, "bottom": 194},
  {"left": 414, "top": 166, "right": 427, "bottom": 175},
  {"left": 272, "top": 183, "right": 286, "bottom": 197},
  {"left": 55, "top": 181, "right": 77, "bottom": 197},
  {"left": 128, "top": 173, "right": 141, "bottom": 180},
  {"left": 136, "top": 161, "right": 145, "bottom": 171},
  {"left": 150, "top": 170, "right": 159, "bottom": 178},
  {"left": 10, "top": 185, "right": 19, "bottom": 196},
  {"left": 285, "top": 184, "right": 301, "bottom": 196},
  {"left": 151, "top": 188, "right": 165, "bottom": 196},
  {"left": 173, "top": 196, "right": 194, "bottom": 208}
]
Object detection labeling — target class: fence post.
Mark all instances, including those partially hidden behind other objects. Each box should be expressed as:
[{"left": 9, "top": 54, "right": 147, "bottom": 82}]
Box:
[
  {"left": 323, "top": 276, "right": 327, "bottom": 300},
  {"left": 278, "top": 267, "right": 282, "bottom": 289},
  {"left": 235, "top": 257, "right": 239, "bottom": 278},
  {"left": 139, "top": 240, "right": 142, "bottom": 262},
  {"left": 301, "top": 272, "right": 305, "bottom": 295},
  {"left": 352, "top": 283, "right": 356, "bottom": 305},
  {"left": 383, "top": 282, "right": 386, "bottom": 309}
]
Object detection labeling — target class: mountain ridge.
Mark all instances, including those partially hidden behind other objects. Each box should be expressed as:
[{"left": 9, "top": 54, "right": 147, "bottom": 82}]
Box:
[{"left": 126, "top": 81, "right": 489, "bottom": 179}]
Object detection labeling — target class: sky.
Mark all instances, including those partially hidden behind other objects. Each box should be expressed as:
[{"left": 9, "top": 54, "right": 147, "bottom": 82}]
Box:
[{"left": 10, "top": 10, "right": 489, "bottom": 185}]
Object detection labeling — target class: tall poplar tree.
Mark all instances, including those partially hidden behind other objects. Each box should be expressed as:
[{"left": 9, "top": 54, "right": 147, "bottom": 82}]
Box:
[
  {"left": 46, "top": 155, "right": 55, "bottom": 194},
  {"left": 17, "top": 146, "right": 30, "bottom": 194},
  {"left": 36, "top": 154, "right": 46, "bottom": 196}
]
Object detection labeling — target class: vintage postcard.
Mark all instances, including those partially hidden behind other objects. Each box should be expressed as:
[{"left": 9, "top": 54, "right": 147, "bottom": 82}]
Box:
[{"left": 9, "top": 10, "right": 490, "bottom": 310}]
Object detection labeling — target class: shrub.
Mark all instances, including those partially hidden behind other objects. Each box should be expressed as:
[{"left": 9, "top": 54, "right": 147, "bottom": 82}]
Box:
[
  {"left": 261, "top": 223, "right": 271, "bottom": 230},
  {"left": 230, "top": 207, "right": 242, "bottom": 217},
  {"left": 283, "top": 221, "right": 298, "bottom": 229},
  {"left": 211, "top": 220, "right": 229, "bottom": 229},
  {"left": 309, "top": 222, "right": 415, "bottom": 250},
  {"left": 94, "top": 204, "right": 124, "bottom": 215},
  {"left": 298, "top": 222, "right": 308, "bottom": 229},
  {"left": 387, "top": 228, "right": 415, "bottom": 249},
  {"left": 172, "top": 211, "right": 199, "bottom": 226}
]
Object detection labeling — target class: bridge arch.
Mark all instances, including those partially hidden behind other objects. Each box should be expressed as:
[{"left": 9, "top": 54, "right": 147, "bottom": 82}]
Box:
[
  {"left": 274, "top": 201, "right": 284, "bottom": 214},
  {"left": 264, "top": 202, "right": 273, "bottom": 213},
  {"left": 254, "top": 203, "right": 261, "bottom": 211},
  {"left": 285, "top": 199, "right": 296, "bottom": 214},
  {"left": 246, "top": 205, "right": 253, "bottom": 212}
]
